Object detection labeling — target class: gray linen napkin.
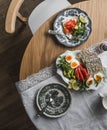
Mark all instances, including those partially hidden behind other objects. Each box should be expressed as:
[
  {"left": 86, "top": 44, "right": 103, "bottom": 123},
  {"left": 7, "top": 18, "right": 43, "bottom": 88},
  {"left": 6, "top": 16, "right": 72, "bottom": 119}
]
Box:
[{"left": 16, "top": 50, "right": 107, "bottom": 130}]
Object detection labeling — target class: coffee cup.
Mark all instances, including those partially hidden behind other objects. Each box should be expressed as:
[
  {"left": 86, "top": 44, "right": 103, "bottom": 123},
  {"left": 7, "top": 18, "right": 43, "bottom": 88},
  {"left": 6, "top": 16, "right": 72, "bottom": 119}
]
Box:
[{"left": 99, "top": 93, "right": 107, "bottom": 110}]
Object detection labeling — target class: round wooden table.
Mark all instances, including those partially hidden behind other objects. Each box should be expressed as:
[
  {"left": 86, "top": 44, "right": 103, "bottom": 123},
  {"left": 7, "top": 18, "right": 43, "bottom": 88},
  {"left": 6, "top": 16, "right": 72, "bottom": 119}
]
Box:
[{"left": 20, "top": 0, "right": 107, "bottom": 80}]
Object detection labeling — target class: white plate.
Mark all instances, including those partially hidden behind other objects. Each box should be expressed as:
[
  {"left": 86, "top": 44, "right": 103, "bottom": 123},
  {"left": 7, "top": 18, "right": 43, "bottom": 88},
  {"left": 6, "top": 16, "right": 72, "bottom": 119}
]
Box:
[
  {"left": 56, "top": 50, "right": 105, "bottom": 91},
  {"left": 56, "top": 50, "right": 80, "bottom": 84}
]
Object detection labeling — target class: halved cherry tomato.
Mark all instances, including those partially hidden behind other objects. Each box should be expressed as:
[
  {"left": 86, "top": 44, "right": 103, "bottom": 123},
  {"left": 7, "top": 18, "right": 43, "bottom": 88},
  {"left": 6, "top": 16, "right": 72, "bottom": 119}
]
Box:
[
  {"left": 64, "top": 20, "right": 77, "bottom": 34},
  {"left": 78, "top": 67, "right": 84, "bottom": 81},
  {"left": 65, "top": 25, "right": 72, "bottom": 30},
  {"left": 79, "top": 65, "right": 90, "bottom": 79},
  {"left": 75, "top": 64, "right": 90, "bottom": 82},
  {"left": 65, "top": 20, "right": 76, "bottom": 29},
  {"left": 64, "top": 28, "right": 70, "bottom": 34},
  {"left": 75, "top": 68, "right": 81, "bottom": 81},
  {"left": 64, "top": 27, "right": 73, "bottom": 34}
]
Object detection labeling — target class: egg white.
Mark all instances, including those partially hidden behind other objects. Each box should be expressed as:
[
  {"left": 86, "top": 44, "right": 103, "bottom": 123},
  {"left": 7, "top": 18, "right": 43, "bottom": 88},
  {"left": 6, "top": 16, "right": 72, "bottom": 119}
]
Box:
[
  {"left": 65, "top": 53, "right": 75, "bottom": 63},
  {"left": 86, "top": 77, "right": 95, "bottom": 87},
  {"left": 94, "top": 72, "right": 104, "bottom": 82},
  {"left": 70, "top": 59, "right": 80, "bottom": 69}
]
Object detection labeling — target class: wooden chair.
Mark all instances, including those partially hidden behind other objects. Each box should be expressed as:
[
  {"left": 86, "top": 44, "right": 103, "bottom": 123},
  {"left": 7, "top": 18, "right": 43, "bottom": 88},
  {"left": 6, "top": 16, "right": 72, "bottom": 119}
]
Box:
[{"left": 5, "top": 0, "right": 71, "bottom": 34}]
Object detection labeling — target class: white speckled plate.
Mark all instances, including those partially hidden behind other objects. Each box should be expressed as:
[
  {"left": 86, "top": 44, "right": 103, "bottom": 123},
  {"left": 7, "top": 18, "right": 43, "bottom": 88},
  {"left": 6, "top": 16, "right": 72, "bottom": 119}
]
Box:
[
  {"left": 56, "top": 50, "right": 80, "bottom": 84},
  {"left": 53, "top": 8, "right": 92, "bottom": 47},
  {"left": 56, "top": 50, "right": 105, "bottom": 91}
]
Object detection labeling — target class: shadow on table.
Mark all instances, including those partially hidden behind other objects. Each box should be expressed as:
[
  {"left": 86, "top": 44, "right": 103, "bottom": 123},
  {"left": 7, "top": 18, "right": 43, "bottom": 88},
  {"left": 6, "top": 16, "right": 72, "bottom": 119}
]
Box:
[
  {"left": 68, "top": 0, "right": 89, "bottom": 4},
  {"left": 90, "top": 96, "right": 107, "bottom": 118}
]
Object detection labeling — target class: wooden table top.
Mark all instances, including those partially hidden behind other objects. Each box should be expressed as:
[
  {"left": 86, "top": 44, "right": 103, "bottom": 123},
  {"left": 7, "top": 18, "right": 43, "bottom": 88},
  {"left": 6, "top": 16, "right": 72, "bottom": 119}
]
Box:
[{"left": 20, "top": 0, "right": 107, "bottom": 80}]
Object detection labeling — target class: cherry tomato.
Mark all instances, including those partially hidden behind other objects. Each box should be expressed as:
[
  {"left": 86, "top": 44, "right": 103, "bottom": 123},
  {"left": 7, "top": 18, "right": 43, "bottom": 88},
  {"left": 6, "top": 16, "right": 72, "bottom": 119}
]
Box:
[
  {"left": 65, "top": 20, "right": 76, "bottom": 29},
  {"left": 64, "top": 27, "right": 73, "bottom": 34},
  {"left": 75, "top": 68, "right": 81, "bottom": 80},
  {"left": 79, "top": 65, "right": 90, "bottom": 79},
  {"left": 77, "top": 67, "right": 84, "bottom": 81},
  {"left": 64, "top": 20, "right": 77, "bottom": 34}
]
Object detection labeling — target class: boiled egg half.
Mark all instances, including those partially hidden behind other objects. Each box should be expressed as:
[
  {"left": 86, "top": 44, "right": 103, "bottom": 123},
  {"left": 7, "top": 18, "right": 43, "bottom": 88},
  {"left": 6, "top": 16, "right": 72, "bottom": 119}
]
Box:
[
  {"left": 86, "top": 77, "right": 95, "bottom": 87},
  {"left": 94, "top": 72, "right": 104, "bottom": 82},
  {"left": 65, "top": 54, "right": 74, "bottom": 63},
  {"left": 70, "top": 59, "right": 80, "bottom": 69}
]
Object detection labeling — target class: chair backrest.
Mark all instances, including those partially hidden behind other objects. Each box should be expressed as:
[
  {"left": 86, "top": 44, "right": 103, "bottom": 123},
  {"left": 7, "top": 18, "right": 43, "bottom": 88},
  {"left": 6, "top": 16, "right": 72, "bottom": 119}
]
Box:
[
  {"left": 5, "top": 0, "right": 71, "bottom": 34},
  {"left": 5, "top": 0, "right": 25, "bottom": 33},
  {"left": 28, "top": 0, "right": 71, "bottom": 34}
]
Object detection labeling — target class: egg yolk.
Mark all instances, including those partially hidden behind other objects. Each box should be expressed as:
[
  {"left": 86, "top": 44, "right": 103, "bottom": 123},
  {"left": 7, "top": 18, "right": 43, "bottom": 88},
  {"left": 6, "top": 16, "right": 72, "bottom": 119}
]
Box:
[
  {"left": 65, "top": 55, "right": 73, "bottom": 62},
  {"left": 71, "top": 61, "right": 78, "bottom": 68},
  {"left": 87, "top": 80, "right": 93, "bottom": 86},
  {"left": 95, "top": 75, "right": 102, "bottom": 82}
]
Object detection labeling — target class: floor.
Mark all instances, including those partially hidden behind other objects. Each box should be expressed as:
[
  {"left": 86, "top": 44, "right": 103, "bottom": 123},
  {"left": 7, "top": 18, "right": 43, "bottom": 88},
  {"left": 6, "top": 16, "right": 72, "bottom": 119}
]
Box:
[
  {"left": 0, "top": 0, "right": 42, "bottom": 130},
  {"left": 0, "top": 0, "right": 86, "bottom": 130}
]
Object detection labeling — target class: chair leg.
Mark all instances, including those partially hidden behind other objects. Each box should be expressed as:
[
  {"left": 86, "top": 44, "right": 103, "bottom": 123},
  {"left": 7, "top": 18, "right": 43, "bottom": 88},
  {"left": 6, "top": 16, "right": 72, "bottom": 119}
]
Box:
[{"left": 17, "top": 12, "right": 27, "bottom": 23}]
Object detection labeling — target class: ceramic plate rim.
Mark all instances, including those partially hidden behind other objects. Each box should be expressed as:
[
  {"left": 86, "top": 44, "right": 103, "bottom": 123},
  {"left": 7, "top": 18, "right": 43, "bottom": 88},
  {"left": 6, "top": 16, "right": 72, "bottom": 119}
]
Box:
[
  {"left": 36, "top": 83, "right": 71, "bottom": 118},
  {"left": 56, "top": 50, "right": 105, "bottom": 91},
  {"left": 53, "top": 8, "right": 92, "bottom": 47}
]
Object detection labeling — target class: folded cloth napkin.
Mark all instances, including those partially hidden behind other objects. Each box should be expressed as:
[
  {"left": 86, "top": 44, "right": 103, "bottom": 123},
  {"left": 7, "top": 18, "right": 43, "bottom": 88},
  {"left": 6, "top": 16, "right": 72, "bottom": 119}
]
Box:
[{"left": 16, "top": 51, "right": 107, "bottom": 130}]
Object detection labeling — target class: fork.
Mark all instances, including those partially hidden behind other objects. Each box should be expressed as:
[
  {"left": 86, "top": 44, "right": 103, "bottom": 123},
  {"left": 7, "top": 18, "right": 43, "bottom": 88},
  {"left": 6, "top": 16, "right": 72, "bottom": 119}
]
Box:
[{"left": 35, "top": 97, "right": 54, "bottom": 118}]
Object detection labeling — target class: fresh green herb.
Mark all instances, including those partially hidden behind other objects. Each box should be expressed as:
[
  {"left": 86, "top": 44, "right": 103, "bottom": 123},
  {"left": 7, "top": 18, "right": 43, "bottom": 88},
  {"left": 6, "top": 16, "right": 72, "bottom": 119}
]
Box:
[
  {"left": 57, "top": 56, "right": 71, "bottom": 71},
  {"left": 57, "top": 56, "right": 75, "bottom": 79},
  {"left": 76, "top": 79, "right": 89, "bottom": 91}
]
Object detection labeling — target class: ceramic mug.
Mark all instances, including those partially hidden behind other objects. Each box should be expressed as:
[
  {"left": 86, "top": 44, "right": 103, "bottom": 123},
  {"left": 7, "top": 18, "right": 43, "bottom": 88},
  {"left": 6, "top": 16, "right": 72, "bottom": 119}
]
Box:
[{"left": 99, "top": 93, "right": 107, "bottom": 110}]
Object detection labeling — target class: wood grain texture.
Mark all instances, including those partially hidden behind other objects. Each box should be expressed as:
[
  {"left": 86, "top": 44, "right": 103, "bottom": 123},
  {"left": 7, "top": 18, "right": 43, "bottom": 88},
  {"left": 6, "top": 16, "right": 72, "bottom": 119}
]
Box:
[
  {"left": 20, "top": 0, "right": 107, "bottom": 80},
  {"left": 0, "top": 0, "right": 106, "bottom": 130},
  {"left": 5, "top": 0, "right": 25, "bottom": 33},
  {"left": 0, "top": 0, "right": 44, "bottom": 130}
]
